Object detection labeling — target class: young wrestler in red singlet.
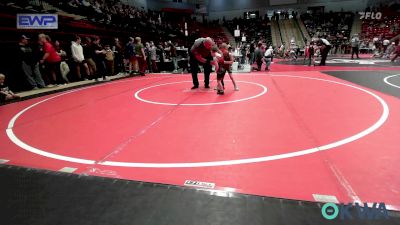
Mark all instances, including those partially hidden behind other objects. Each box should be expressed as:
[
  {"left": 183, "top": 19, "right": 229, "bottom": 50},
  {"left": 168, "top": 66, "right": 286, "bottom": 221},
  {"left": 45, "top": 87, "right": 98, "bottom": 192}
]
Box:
[{"left": 212, "top": 44, "right": 234, "bottom": 95}]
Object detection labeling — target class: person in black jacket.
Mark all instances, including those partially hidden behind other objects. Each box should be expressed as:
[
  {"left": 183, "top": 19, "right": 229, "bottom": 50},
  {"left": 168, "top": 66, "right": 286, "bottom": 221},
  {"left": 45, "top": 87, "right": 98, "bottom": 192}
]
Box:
[
  {"left": 253, "top": 43, "right": 264, "bottom": 71},
  {"left": 83, "top": 37, "right": 97, "bottom": 78},
  {"left": 17, "top": 35, "right": 46, "bottom": 90},
  {"left": 124, "top": 37, "right": 136, "bottom": 75}
]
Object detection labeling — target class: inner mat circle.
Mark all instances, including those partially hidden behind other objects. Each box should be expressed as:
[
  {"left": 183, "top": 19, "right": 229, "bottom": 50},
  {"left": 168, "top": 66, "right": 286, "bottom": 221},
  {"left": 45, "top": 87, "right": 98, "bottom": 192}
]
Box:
[{"left": 134, "top": 81, "right": 268, "bottom": 106}]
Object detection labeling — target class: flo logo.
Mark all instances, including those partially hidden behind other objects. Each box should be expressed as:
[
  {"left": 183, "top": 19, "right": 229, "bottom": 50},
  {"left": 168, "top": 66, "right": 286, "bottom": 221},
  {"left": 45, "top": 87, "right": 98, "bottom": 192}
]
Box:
[
  {"left": 359, "top": 12, "right": 382, "bottom": 20},
  {"left": 321, "top": 202, "right": 389, "bottom": 220}
]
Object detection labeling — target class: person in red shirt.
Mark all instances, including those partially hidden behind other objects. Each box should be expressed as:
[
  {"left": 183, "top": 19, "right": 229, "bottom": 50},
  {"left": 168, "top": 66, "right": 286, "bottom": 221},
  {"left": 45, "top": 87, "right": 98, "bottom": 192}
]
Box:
[{"left": 38, "top": 33, "right": 65, "bottom": 85}]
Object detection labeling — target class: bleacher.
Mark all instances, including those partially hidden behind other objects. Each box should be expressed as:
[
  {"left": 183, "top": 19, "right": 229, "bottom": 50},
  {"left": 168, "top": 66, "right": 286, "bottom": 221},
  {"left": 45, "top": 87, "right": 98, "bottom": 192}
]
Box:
[
  {"left": 361, "top": 15, "right": 400, "bottom": 40},
  {"left": 224, "top": 17, "right": 272, "bottom": 46},
  {"left": 301, "top": 11, "right": 354, "bottom": 39},
  {"left": 278, "top": 19, "right": 305, "bottom": 49},
  {"left": 359, "top": 4, "right": 400, "bottom": 40},
  {"left": 187, "top": 20, "right": 228, "bottom": 45}
]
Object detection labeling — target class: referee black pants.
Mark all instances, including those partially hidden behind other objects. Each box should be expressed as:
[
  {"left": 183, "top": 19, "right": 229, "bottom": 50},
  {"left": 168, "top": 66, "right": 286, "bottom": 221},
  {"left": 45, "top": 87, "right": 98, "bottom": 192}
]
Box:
[
  {"left": 190, "top": 52, "right": 212, "bottom": 87},
  {"left": 320, "top": 45, "right": 331, "bottom": 66}
]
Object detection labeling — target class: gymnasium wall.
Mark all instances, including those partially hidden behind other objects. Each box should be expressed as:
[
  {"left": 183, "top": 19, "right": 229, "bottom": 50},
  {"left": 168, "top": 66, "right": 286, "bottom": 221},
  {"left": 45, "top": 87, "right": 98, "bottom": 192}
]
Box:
[
  {"left": 146, "top": 0, "right": 196, "bottom": 11},
  {"left": 270, "top": 0, "right": 297, "bottom": 6},
  {"left": 123, "top": 0, "right": 148, "bottom": 10},
  {"left": 208, "top": 8, "right": 268, "bottom": 20},
  {"left": 367, "top": 0, "right": 400, "bottom": 7},
  {"left": 207, "top": 0, "right": 368, "bottom": 20},
  {"left": 143, "top": 0, "right": 370, "bottom": 20},
  {"left": 209, "top": 0, "right": 267, "bottom": 12},
  {"left": 297, "top": 0, "right": 368, "bottom": 12}
]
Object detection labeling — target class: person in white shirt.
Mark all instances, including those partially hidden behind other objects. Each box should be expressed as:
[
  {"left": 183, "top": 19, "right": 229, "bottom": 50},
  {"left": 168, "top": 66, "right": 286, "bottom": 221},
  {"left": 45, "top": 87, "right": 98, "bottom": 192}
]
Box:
[
  {"left": 71, "top": 36, "right": 90, "bottom": 80},
  {"left": 289, "top": 41, "right": 298, "bottom": 61},
  {"left": 264, "top": 46, "right": 274, "bottom": 71},
  {"left": 383, "top": 38, "right": 390, "bottom": 53}
]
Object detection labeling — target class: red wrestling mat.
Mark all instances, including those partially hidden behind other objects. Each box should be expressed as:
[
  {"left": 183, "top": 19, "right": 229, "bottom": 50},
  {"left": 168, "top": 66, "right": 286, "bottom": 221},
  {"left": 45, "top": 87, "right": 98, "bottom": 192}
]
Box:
[{"left": 1, "top": 72, "right": 399, "bottom": 210}]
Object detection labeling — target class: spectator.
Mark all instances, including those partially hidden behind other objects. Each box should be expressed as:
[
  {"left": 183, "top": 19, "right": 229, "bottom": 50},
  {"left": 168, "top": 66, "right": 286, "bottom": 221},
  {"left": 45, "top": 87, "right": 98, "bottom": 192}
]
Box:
[
  {"left": 384, "top": 42, "right": 396, "bottom": 59},
  {"left": 279, "top": 43, "right": 285, "bottom": 57},
  {"left": 391, "top": 43, "right": 400, "bottom": 62},
  {"left": 253, "top": 42, "right": 264, "bottom": 71},
  {"left": 264, "top": 46, "right": 273, "bottom": 71},
  {"left": 157, "top": 42, "right": 165, "bottom": 64},
  {"left": 38, "top": 34, "right": 66, "bottom": 85},
  {"left": 351, "top": 34, "right": 360, "bottom": 59},
  {"left": 333, "top": 36, "right": 341, "bottom": 54},
  {"left": 289, "top": 40, "right": 298, "bottom": 61},
  {"left": 292, "top": 11, "right": 297, "bottom": 19},
  {"left": 71, "top": 36, "right": 90, "bottom": 80},
  {"left": 134, "top": 37, "right": 146, "bottom": 76},
  {"left": 104, "top": 45, "right": 115, "bottom": 76},
  {"left": 124, "top": 37, "right": 136, "bottom": 75},
  {"left": 112, "top": 37, "right": 124, "bottom": 74},
  {"left": 93, "top": 36, "right": 108, "bottom": 81},
  {"left": 83, "top": 37, "right": 97, "bottom": 79},
  {"left": 373, "top": 36, "right": 380, "bottom": 52},
  {"left": 240, "top": 44, "right": 247, "bottom": 64},
  {"left": 0, "top": 73, "right": 20, "bottom": 102},
  {"left": 55, "top": 40, "right": 70, "bottom": 83},
  {"left": 149, "top": 41, "right": 158, "bottom": 73},
  {"left": 249, "top": 42, "right": 255, "bottom": 65},
  {"left": 168, "top": 41, "right": 178, "bottom": 73},
  {"left": 383, "top": 38, "right": 390, "bottom": 53},
  {"left": 144, "top": 42, "right": 151, "bottom": 73},
  {"left": 17, "top": 35, "right": 46, "bottom": 90}
]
